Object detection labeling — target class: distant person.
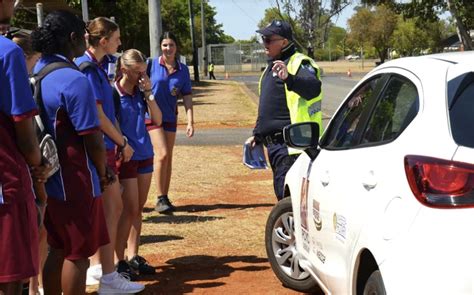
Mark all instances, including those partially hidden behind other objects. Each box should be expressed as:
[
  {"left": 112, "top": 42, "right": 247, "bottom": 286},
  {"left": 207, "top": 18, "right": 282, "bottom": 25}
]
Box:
[
  {"left": 114, "top": 49, "right": 162, "bottom": 278},
  {"left": 0, "top": 2, "right": 50, "bottom": 294},
  {"left": 147, "top": 32, "right": 194, "bottom": 214},
  {"left": 31, "top": 10, "right": 113, "bottom": 294},
  {"left": 245, "top": 20, "right": 323, "bottom": 200},
  {"left": 208, "top": 61, "right": 216, "bottom": 80},
  {"left": 75, "top": 17, "right": 144, "bottom": 294}
]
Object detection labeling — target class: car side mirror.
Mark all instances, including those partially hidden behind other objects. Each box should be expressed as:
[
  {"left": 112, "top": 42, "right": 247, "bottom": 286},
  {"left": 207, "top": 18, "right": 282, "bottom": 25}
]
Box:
[{"left": 283, "top": 122, "right": 320, "bottom": 160}]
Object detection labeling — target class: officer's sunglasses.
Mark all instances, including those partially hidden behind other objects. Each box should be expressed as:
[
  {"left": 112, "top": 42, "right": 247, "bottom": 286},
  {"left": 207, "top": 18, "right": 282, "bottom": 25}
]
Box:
[{"left": 262, "top": 36, "right": 284, "bottom": 45}]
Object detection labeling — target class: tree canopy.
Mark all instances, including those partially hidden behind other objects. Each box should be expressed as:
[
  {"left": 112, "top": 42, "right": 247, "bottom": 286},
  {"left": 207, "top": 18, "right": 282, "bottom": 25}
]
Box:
[{"left": 12, "top": 0, "right": 234, "bottom": 57}]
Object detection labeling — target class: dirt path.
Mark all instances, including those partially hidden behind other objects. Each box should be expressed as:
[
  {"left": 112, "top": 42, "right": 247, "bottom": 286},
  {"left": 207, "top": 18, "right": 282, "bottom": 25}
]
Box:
[{"left": 87, "top": 80, "right": 302, "bottom": 294}]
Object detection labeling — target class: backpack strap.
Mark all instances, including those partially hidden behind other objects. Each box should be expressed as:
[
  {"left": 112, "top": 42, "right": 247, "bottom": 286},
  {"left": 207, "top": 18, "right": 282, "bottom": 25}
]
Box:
[
  {"left": 31, "top": 61, "right": 78, "bottom": 134},
  {"left": 78, "top": 61, "right": 96, "bottom": 72},
  {"left": 112, "top": 86, "right": 121, "bottom": 121}
]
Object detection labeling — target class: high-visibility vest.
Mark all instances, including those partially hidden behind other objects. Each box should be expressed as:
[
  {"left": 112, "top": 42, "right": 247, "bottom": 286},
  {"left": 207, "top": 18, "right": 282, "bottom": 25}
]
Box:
[
  {"left": 208, "top": 63, "right": 214, "bottom": 72},
  {"left": 259, "top": 52, "right": 323, "bottom": 154}
]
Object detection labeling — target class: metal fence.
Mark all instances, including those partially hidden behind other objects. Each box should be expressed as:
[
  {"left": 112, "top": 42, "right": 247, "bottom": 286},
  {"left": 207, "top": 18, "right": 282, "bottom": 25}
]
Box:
[{"left": 198, "top": 43, "right": 267, "bottom": 73}]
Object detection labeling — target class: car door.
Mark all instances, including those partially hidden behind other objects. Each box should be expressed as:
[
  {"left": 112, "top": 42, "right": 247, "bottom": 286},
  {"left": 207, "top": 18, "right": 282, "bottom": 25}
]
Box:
[{"left": 311, "top": 72, "right": 421, "bottom": 294}]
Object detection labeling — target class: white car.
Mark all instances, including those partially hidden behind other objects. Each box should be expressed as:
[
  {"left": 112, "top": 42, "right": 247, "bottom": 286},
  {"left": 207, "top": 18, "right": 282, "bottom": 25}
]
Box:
[
  {"left": 346, "top": 54, "right": 361, "bottom": 61},
  {"left": 265, "top": 52, "right": 474, "bottom": 294}
]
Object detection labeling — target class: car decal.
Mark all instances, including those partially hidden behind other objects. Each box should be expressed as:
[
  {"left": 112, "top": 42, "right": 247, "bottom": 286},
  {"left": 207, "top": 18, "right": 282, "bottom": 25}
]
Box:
[
  {"left": 333, "top": 213, "right": 347, "bottom": 243},
  {"left": 300, "top": 177, "right": 311, "bottom": 252},
  {"left": 313, "top": 200, "right": 322, "bottom": 231}
]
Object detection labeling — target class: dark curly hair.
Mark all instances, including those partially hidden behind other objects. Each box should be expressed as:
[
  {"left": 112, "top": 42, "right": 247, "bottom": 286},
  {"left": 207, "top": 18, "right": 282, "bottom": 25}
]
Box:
[{"left": 31, "top": 10, "right": 85, "bottom": 55}]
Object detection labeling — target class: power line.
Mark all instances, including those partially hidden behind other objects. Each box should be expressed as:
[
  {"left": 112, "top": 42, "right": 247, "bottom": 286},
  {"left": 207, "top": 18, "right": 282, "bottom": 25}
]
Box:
[{"left": 230, "top": 0, "right": 259, "bottom": 24}]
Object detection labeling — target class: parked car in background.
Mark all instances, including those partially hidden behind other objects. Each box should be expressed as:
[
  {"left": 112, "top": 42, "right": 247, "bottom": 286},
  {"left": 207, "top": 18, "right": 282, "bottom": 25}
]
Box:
[
  {"left": 346, "top": 54, "right": 361, "bottom": 61},
  {"left": 265, "top": 51, "right": 474, "bottom": 294}
]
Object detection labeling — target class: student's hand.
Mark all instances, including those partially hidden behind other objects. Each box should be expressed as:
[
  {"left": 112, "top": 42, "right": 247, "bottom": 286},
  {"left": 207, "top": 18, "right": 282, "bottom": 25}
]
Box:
[
  {"left": 139, "top": 73, "right": 152, "bottom": 92},
  {"left": 186, "top": 123, "right": 194, "bottom": 138},
  {"left": 120, "top": 144, "right": 134, "bottom": 163},
  {"left": 30, "top": 157, "right": 53, "bottom": 183},
  {"left": 33, "top": 182, "right": 48, "bottom": 205},
  {"left": 272, "top": 60, "right": 288, "bottom": 80},
  {"left": 99, "top": 166, "right": 116, "bottom": 192}
]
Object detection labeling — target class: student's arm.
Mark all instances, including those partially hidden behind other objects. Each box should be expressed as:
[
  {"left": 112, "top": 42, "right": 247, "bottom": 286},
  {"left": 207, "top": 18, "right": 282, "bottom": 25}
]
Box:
[
  {"left": 14, "top": 118, "right": 48, "bottom": 203},
  {"left": 83, "top": 131, "right": 113, "bottom": 192},
  {"left": 182, "top": 94, "right": 194, "bottom": 137},
  {"left": 97, "top": 104, "right": 134, "bottom": 162},
  {"left": 143, "top": 90, "right": 163, "bottom": 126}
]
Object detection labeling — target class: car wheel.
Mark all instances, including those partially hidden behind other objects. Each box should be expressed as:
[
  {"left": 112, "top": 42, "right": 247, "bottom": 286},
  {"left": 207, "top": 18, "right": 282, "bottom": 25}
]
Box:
[
  {"left": 265, "top": 197, "right": 320, "bottom": 293},
  {"left": 363, "top": 270, "right": 386, "bottom": 295}
]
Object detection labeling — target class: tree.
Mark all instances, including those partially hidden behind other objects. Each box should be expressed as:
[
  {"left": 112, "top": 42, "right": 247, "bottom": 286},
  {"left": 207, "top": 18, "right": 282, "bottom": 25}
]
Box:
[
  {"left": 361, "top": 0, "right": 474, "bottom": 51},
  {"left": 348, "top": 4, "right": 397, "bottom": 62},
  {"left": 265, "top": 0, "right": 351, "bottom": 58},
  {"left": 12, "top": 0, "right": 234, "bottom": 57}
]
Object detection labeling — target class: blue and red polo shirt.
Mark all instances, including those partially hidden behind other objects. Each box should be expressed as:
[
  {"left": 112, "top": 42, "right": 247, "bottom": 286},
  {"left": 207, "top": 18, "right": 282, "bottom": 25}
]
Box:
[
  {"left": 114, "top": 80, "right": 153, "bottom": 161},
  {"left": 0, "top": 36, "right": 38, "bottom": 204},
  {"left": 149, "top": 56, "right": 192, "bottom": 123},
  {"left": 33, "top": 55, "right": 102, "bottom": 201},
  {"left": 75, "top": 50, "right": 116, "bottom": 150}
]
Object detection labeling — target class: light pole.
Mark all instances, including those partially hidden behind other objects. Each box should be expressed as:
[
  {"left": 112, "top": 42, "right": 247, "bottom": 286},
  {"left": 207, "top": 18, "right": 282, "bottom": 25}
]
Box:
[
  {"left": 201, "top": 0, "right": 208, "bottom": 77},
  {"left": 149, "top": 0, "right": 162, "bottom": 58},
  {"left": 81, "top": 0, "right": 89, "bottom": 22},
  {"left": 188, "top": 0, "right": 200, "bottom": 82}
]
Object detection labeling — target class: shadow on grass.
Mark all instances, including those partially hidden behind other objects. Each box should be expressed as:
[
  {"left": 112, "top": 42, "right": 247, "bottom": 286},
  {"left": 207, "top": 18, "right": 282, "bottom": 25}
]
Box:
[
  {"left": 139, "top": 255, "right": 270, "bottom": 294},
  {"left": 140, "top": 234, "right": 184, "bottom": 245},
  {"left": 143, "top": 214, "right": 224, "bottom": 224}
]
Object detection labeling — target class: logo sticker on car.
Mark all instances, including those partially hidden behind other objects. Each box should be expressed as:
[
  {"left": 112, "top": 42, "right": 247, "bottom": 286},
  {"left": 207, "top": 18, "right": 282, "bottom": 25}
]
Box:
[
  {"left": 333, "top": 213, "right": 347, "bottom": 242},
  {"left": 313, "top": 200, "right": 322, "bottom": 231}
]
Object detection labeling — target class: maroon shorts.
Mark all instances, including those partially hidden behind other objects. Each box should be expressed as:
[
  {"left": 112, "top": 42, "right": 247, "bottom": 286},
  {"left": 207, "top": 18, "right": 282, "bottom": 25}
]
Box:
[
  {"left": 44, "top": 196, "right": 109, "bottom": 261},
  {"left": 106, "top": 149, "right": 118, "bottom": 174},
  {"left": 118, "top": 157, "right": 154, "bottom": 180},
  {"left": 0, "top": 199, "right": 39, "bottom": 283},
  {"left": 146, "top": 119, "right": 177, "bottom": 132}
]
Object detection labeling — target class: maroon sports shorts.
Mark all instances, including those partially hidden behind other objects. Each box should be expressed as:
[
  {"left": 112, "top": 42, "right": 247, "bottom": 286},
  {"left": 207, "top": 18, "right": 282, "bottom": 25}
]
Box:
[
  {"left": 44, "top": 196, "right": 109, "bottom": 260},
  {"left": 0, "top": 199, "right": 39, "bottom": 282}
]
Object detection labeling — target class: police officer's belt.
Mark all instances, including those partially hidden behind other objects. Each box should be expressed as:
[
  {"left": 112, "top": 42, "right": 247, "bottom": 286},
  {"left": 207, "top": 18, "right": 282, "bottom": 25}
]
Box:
[{"left": 260, "top": 131, "right": 284, "bottom": 146}]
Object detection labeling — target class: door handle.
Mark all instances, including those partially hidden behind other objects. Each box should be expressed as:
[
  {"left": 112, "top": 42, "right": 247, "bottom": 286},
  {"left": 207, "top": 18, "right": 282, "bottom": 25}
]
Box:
[
  {"left": 320, "top": 170, "right": 330, "bottom": 187},
  {"left": 362, "top": 170, "right": 377, "bottom": 190}
]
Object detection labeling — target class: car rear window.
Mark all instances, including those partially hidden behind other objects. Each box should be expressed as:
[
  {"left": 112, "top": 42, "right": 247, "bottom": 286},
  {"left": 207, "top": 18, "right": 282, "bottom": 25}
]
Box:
[{"left": 450, "top": 80, "right": 474, "bottom": 148}]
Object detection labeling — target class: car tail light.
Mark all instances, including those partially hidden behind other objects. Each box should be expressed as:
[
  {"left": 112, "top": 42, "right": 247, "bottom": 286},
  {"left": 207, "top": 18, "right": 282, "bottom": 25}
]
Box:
[{"left": 405, "top": 155, "right": 474, "bottom": 208}]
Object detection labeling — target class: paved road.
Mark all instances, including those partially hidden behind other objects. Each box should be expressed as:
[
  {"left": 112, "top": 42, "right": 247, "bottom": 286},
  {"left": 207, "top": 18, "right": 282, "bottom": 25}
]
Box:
[{"left": 177, "top": 74, "right": 362, "bottom": 146}]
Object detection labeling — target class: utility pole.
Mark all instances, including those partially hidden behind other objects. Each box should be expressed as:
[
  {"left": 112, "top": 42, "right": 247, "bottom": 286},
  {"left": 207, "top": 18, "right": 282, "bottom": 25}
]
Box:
[
  {"left": 188, "top": 0, "right": 200, "bottom": 82},
  {"left": 149, "top": 0, "right": 162, "bottom": 58},
  {"left": 201, "top": 0, "right": 208, "bottom": 77},
  {"left": 81, "top": 0, "right": 89, "bottom": 22},
  {"left": 36, "top": 3, "right": 44, "bottom": 27}
]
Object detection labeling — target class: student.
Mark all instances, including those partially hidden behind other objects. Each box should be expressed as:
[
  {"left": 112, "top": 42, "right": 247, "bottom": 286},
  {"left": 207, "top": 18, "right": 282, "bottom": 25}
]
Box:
[
  {"left": 12, "top": 30, "right": 46, "bottom": 295},
  {"left": 147, "top": 32, "right": 194, "bottom": 214},
  {"left": 0, "top": 2, "right": 49, "bottom": 294},
  {"left": 31, "top": 10, "right": 113, "bottom": 295},
  {"left": 114, "top": 49, "right": 162, "bottom": 277},
  {"left": 75, "top": 17, "right": 143, "bottom": 293}
]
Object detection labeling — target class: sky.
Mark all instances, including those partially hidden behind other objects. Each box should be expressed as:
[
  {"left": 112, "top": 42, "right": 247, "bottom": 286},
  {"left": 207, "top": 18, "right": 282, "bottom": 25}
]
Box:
[{"left": 209, "top": 0, "right": 356, "bottom": 41}]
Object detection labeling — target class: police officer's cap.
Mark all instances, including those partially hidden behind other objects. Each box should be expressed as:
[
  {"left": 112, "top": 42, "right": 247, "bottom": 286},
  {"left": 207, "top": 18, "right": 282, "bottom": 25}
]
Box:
[{"left": 256, "top": 20, "right": 293, "bottom": 41}]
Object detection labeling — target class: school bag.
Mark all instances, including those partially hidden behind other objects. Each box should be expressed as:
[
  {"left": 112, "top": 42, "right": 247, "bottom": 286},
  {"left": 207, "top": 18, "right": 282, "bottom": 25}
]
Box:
[{"left": 29, "top": 61, "right": 77, "bottom": 177}]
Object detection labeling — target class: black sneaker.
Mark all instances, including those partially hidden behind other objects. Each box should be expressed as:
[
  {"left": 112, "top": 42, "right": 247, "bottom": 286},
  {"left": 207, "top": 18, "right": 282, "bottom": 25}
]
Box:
[
  {"left": 155, "top": 195, "right": 175, "bottom": 214},
  {"left": 116, "top": 260, "right": 138, "bottom": 281},
  {"left": 129, "top": 255, "right": 156, "bottom": 275}
]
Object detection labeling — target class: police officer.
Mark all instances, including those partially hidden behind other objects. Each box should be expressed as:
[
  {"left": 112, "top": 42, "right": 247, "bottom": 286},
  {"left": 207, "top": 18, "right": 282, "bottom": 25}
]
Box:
[{"left": 246, "top": 20, "right": 323, "bottom": 200}]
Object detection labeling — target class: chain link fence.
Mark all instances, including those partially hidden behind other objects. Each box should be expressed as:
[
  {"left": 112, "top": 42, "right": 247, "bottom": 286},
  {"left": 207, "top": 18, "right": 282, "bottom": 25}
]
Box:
[{"left": 198, "top": 43, "right": 267, "bottom": 74}]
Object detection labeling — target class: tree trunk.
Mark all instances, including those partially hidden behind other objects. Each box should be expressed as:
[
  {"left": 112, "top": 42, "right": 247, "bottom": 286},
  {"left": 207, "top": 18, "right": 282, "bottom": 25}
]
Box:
[{"left": 447, "top": 0, "right": 473, "bottom": 51}]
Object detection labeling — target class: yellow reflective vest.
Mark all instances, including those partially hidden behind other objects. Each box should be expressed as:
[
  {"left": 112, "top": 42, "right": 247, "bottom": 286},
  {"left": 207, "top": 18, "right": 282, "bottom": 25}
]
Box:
[
  {"left": 208, "top": 63, "right": 214, "bottom": 72},
  {"left": 259, "top": 52, "right": 323, "bottom": 154}
]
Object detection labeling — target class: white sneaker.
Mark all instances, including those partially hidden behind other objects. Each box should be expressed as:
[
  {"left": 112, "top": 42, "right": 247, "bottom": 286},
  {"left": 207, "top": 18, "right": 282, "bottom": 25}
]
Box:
[
  {"left": 98, "top": 271, "right": 145, "bottom": 294},
  {"left": 86, "top": 264, "right": 102, "bottom": 286}
]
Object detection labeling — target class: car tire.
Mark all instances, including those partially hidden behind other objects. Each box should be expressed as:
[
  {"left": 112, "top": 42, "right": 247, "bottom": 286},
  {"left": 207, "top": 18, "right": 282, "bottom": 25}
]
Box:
[
  {"left": 265, "top": 197, "right": 321, "bottom": 293},
  {"left": 363, "top": 270, "right": 386, "bottom": 295}
]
